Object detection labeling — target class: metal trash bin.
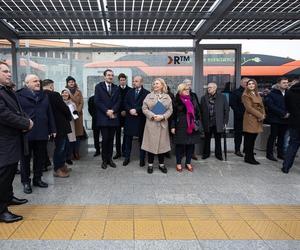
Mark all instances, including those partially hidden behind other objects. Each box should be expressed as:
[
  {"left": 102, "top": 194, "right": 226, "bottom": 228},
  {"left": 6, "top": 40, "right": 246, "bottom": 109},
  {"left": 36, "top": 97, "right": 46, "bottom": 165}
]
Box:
[{"left": 255, "top": 124, "right": 270, "bottom": 151}]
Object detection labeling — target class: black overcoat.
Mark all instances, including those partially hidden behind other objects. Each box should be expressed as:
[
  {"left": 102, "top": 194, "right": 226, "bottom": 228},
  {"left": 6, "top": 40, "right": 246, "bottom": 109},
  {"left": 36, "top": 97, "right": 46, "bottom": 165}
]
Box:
[{"left": 0, "top": 85, "right": 30, "bottom": 168}]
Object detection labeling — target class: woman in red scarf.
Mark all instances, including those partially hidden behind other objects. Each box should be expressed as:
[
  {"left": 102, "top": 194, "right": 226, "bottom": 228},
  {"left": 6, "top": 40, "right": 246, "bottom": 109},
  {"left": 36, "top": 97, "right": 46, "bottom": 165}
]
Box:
[{"left": 171, "top": 83, "right": 202, "bottom": 172}]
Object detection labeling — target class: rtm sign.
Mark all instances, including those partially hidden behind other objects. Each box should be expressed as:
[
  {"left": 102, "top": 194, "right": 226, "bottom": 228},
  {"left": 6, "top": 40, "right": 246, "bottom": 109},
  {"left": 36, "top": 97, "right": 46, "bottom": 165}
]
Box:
[{"left": 168, "top": 55, "right": 191, "bottom": 65}]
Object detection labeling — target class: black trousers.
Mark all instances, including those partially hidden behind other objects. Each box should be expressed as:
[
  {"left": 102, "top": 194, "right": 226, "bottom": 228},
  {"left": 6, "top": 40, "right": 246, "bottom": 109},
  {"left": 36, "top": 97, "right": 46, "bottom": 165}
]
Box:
[
  {"left": 244, "top": 132, "right": 258, "bottom": 161},
  {"left": 266, "top": 123, "right": 288, "bottom": 157},
  {"left": 93, "top": 127, "right": 101, "bottom": 152},
  {"left": 123, "top": 134, "right": 145, "bottom": 161},
  {"left": 21, "top": 140, "right": 47, "bottom": 184},
  {"left": 0, "top": 163, "right": 17, "bottom": 214},
  {"left": 115, "top": 126, "right": 125, "bottom": 155},
  {"left": 175, "top": 144, "right": 194, "bottom": 164},
  {"left": 148, "top": 153, "right": 164, "bottom": 165},
  {"left": 203, "top": 126, "right": 222, "bottom": 158},
  {"left": 100, "top": 126, "right": 116, "bottom": 162},
  {"left": 234, "top": 118, "right": 243, "bottom": 153}
]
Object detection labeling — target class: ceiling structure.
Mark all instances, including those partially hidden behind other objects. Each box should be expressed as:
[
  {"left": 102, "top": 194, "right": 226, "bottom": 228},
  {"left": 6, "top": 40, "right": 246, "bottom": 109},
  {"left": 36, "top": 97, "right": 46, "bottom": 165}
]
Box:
[{"left": 0, "top": 0, "right": 300, "bottom": 41}]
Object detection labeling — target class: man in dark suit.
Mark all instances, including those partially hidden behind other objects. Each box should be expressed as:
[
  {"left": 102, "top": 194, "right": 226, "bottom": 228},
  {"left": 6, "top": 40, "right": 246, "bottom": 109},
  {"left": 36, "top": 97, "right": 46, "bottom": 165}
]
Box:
[
  {"left": 0, "top": 61, "right": 33, "bottom": 223},
  {"left": 123, "top": 76, "right": 149, "bottom": 166},
  {"left": 42, "top": 79, "right": 72, "bottom": 178},
  {"left": 94, "top": 69, "right": 121, "bottom": 169},
  {"left": 113, "top": 73, "right": 131, "bottom": 159},
  {"left": 88, "top": 95, "right": 101, "bottom": 157},
  {"left": 229, "top": 77, "right": 249, "bottom": 157}
]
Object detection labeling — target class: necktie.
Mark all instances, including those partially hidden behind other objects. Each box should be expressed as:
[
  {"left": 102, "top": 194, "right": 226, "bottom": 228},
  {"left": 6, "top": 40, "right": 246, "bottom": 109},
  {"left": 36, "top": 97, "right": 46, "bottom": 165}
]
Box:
[
  {"left": 135, "top": 89, "right": 139, "bottom": 99},
  {"left": 108, "top": 84, "right": 111, "bottom": 96}
]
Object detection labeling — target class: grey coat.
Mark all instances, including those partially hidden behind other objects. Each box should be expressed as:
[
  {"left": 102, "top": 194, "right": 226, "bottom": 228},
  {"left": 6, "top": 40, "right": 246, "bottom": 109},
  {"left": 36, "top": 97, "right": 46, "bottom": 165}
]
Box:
[{"left": 200, "top": 92, "right": 229, "bottom": 133}]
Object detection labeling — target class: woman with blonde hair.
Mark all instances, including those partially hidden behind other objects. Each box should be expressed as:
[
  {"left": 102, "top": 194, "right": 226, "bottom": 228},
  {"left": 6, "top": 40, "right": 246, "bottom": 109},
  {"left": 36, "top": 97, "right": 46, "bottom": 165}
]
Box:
[
  {"left": 142, "top": 78, "right": 173, "bottom": 174},
  {"left": 242, "top": 79, "right": 265, "bottom": 164},
  {"left": 171, "top": 83, "right": 201, "bottom": 172}
]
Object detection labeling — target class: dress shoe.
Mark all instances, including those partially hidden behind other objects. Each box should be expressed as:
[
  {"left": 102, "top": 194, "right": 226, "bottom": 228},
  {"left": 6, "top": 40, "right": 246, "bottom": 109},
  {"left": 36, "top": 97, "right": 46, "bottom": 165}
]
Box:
[
  {"left": 123, "top": 158, "right": 130, "bottom": 166},
  {"left": 61, "top": 165, "right": 72, "bottom": 173},
  {"left": 244, "top": 158, "right": 260, "bottom": 165},
  {"left": 101, "top": 161, "right": 108, "bottom": 169},
  {"left": 176, "top": 164, "right": 183, "bottom": 172},
  {"left": 46, "top": 159, "right": 52, "bottom": 167},
  {"left": 202, "top": 155, "right": 209, "bottom": 160},
  {"left": 267, "top": 155, "right": 278, "bottom": 161},
  {"left": 93, "top": 151, "right": 100, "bottom": 157},
  {"left": 216, "top": 155, "right": 223, "bottom": 161},
  {"left": 159, "top": 165, "right": 168, "bottom": 174},
  {"left": 23, "top": 183, "right": 32, "bottom": 194},
  {"left": 53, "top": 169, "right": 69, "bottom": 178},
  {"left": 66, "top": 159, "right": 73, "bottom": 165},
  {"left": 33, "top": 180, "right": 48, "bottom": 188},
  {"left": 192, "top": 154, "right": 198, "bottom": 160},
  {"left": 108, "top": 160, "right": 117, "bottom": 168},
  {"left": 235, "top": 151, "right": 244, "bottom": 157},
  {"left": 185, "top": 164, "right": 193, "bottom": 172},
  {"left": 9, "top": 196, "right": 28, "bottom": 206},
  {"left": 113, "top": 153, "right": 121, "bottom": 159},
  {"left": 147, "top": 165, "right": 153, "bottom": 174},
  {"left": 281, "top": 167, "right": 289, "bottom": 174},
  {"left": 0, "top": 210, "right": 23, "bottom": 223},
  {"left": 139, "top": 159, "right": 145, "bottom": 167}
]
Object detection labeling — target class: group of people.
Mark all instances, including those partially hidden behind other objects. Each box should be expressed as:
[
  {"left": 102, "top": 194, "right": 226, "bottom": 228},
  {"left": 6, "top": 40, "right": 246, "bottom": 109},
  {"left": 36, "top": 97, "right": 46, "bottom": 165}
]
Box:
[
  {"left": 230, "top": 76, "right": 300, "bottom": 173},
  {"left": 1, "top": 60, "right": 300, "bottom": 223}
]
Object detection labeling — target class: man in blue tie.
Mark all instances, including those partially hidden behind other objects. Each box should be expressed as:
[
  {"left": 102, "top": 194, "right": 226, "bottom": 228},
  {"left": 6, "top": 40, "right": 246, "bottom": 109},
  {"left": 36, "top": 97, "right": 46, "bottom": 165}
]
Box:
[
  {"left": 94, "top": 69, "right": 121, "bottom": 169},
  {"left": 123, "top": 76, "right": 150, "bottom": 166}
]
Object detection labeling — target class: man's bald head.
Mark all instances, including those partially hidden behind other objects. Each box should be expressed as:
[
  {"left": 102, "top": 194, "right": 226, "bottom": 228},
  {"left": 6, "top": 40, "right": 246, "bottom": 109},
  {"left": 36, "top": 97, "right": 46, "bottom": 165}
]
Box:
[{"left": 25, "top": 74, "right": 40, "bottom": 91}]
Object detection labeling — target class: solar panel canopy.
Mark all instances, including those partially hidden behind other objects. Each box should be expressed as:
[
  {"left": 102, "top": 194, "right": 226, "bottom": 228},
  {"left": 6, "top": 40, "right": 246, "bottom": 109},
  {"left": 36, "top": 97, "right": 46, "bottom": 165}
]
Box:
[{"left": 0, "top": 0, "right": 300, "bottom": 40}]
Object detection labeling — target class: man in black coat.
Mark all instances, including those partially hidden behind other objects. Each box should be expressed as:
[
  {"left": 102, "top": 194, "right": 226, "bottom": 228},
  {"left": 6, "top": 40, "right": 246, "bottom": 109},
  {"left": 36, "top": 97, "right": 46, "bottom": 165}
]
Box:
[
  {"left": 88, "top": 95, "right": 101, "bottom": 157},
  {"left": 200, "top": 82, "right": 229, "bottom": 160},
  {"left": 229, "top": 77, "right": 249, "bottom": 157},
  {"left": 123, "top": 76, "right": 149, "bottom": 166},
  {"left": 42, "top": 79, "right": 72, "bottom": 178},
  {"left": 94, "top": 69, "right": 121, "bottom": 169},
  {"left": 0, "top": 61, "right": 33, "bottom": 223},
  {"left": 265, "top": 77, "right": 289, "bottom": 161},
  {"left": 282, "top": 79, "right": 300, "bottom": 173},
  {"left": 113, "top": 73, "right": 131, "bottom": 159}
]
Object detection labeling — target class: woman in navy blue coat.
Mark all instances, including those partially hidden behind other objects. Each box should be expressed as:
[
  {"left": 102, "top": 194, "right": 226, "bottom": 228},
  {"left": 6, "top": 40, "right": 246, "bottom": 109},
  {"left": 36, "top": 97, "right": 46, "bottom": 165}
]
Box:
[{"left": 17, "top": 74, "right": 56, "bottom": 194}]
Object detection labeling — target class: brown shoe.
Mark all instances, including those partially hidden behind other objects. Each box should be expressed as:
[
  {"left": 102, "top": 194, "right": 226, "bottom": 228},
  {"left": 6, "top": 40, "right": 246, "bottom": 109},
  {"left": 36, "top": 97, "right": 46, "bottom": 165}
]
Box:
[
  {"left": 74, "top": 153, "right": 80, "bottom": 160},
  {"left": 53, "top": 169, "right": 69, "bottom": 178},
  {"left": 192, "top": 154, "right": 198, "bottom": 160},
  {"left": 61, "top": 165, "right": 72, "bottom": 173}
]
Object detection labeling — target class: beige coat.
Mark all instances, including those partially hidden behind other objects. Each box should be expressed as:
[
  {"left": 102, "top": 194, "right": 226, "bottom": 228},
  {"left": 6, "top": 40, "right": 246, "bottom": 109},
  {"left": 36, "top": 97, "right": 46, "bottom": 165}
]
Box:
[
  {"left": 141, "top": 92, "right": 173, "bottom": 154},
  {"left": 242, "top": 91, "right": 265, "bottom": 133},
  {"left": 69, "top": 89, "right": 84, "bottom": 137}
]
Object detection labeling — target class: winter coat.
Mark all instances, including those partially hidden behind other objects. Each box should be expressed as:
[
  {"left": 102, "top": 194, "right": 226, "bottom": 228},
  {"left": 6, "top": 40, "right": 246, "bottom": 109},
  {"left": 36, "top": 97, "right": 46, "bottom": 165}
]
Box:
[
  {"left": 118, "top": 85, "right": 131, "bottom": 127},
  {"left": 94, "top": 82, "right": 121, "bottom": 127},
  {"left": 124, "top": 87, "right": 150, "bottom": 137},
  {"left": 200, "top": 92, "right": 229, "bottom": 133},
  {"left": 264, "top": 87, "right": 288, "bottom": 124},
  {"left": 172, "top": 93, "right": 202, "bottom": 145},
  {"left": 285, "top": 82, "right": 300, "bottom": 130},
  {"left": 44, "top": 90, "right": 72, "bottom": 138},
  {"left": 69, "top": 89, "right": 84, "bottom": 137},
  {"left": 17, "top": 87, "right": 56, "bottom": 141},
  {"left": 0, "top": 85, "right": 30, "bottom": 167},
  {"left": 229, "top": 86, "right": 245, "bottom": 120},
  {"left": 64, "top": 99, "right": 77, "bottom": 142},
  {"left": 141, "top": 92, "right": 173, "bottom": 154},
  {"left": 242, "top": 91, "right": 265, "bottom": 133}
]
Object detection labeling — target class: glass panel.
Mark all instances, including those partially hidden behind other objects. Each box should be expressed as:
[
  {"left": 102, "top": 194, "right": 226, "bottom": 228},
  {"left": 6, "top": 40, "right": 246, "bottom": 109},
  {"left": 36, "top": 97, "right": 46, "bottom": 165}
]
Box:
[{"left": 203, "top": 49, "right": 236, "bottom": 93}]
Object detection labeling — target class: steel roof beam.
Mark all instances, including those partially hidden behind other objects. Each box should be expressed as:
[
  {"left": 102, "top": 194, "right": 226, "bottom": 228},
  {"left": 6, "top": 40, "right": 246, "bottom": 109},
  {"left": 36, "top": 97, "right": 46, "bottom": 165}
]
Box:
[
  {"left": 194, "top": 0, "right": 239, "bottom": 41},
  {"left": 0, "top": 20, "right": 18, "bottom": 42},
  {"left": 205, "top": 32, "right": 300, "bottom": 39},
  {"left": 226, "top": 11, "right": 300, "bottom": 20}
]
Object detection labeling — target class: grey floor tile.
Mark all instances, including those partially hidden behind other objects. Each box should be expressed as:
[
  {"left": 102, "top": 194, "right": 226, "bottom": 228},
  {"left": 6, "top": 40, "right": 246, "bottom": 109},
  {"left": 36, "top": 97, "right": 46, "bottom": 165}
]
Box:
[
  {"left": 0, "top": 240, "right": 70, "bottom": 250},
  {"left": 135, "top": 240, "right": 202, "bottom": 250},
  {"left": 67, "top": 240, "right": 134, "bottom": 250},
  {"left": 264, "top": 240, "right": 300, "bottom": 250},
  {"left": 199, "top": 240, "right": 271, "bottom": 250}
]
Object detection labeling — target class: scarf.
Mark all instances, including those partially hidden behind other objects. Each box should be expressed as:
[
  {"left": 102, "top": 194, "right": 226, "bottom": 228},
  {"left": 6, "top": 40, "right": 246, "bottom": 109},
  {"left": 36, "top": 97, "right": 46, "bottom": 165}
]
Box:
[
  {"left": 68, "top": 86, "right": 77, "bottom": 95},
  {"left": 180, "top": 94, "right": 195, "bottom": 134}
]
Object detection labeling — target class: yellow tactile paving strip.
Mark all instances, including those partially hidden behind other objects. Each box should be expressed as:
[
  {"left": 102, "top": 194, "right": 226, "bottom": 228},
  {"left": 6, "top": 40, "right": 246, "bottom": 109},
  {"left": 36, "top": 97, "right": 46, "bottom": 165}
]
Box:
[{"left": 0, "top": 204, "right": 298, "bottom": 240}]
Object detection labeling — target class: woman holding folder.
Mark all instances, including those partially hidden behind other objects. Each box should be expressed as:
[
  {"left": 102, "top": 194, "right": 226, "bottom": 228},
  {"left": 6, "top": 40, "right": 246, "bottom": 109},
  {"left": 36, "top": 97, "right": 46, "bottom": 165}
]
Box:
[{"left": 142, "top": 78, "right": 173, "bottom": 174}]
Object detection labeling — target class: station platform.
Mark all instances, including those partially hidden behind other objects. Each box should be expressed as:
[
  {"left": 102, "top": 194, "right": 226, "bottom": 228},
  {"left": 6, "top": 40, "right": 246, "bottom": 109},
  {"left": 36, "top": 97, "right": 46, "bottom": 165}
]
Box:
[{"left": 1, "top": 149, "right": 300, "bottom": 249}]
